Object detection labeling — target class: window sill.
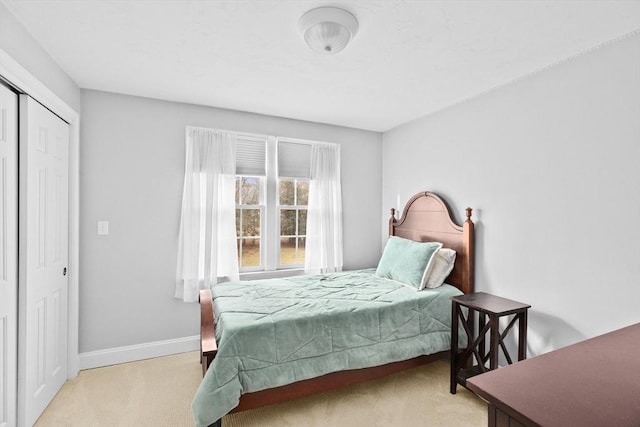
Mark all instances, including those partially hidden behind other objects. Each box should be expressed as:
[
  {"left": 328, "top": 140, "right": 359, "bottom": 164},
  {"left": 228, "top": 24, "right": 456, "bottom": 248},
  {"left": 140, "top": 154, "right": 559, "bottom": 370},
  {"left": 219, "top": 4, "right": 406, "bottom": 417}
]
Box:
[{"left": 240, "top": 268, "right": 305, "bottom": 281}]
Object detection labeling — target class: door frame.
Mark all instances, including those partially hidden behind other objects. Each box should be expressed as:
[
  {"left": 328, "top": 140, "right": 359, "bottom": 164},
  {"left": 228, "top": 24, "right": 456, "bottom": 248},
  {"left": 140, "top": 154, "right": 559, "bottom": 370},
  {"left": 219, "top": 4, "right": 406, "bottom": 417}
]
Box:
[{"left": 0, "top": 49, "right": 80, "bottom": 378}]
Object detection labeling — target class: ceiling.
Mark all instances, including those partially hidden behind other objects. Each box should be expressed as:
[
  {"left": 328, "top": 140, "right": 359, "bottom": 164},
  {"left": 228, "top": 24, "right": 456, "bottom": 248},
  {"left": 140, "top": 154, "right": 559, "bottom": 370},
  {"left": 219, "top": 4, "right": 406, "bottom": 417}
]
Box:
[{"left": 3, "top": 1, "right": 639, "bottom": 132}]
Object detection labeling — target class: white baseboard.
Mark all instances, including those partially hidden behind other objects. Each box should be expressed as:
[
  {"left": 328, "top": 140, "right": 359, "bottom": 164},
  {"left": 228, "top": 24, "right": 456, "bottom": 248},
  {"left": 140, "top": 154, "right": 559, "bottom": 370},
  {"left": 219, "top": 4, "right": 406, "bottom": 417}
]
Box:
[{"left": 79, "top": 335, "right": 200, "bottom": 370}]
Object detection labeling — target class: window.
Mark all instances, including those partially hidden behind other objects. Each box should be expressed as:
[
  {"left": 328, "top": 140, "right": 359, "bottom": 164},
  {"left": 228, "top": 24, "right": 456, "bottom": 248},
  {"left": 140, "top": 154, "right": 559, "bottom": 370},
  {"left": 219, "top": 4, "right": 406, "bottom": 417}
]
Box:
[
  {"left": 235, "top": 176, "right": 263, "bottom": 270},
  {"left": 234, "top": 135, "right": 312, "bottom": 273},
  {"left": 278, "top": 178, "right": 308, "bottom": 267},
  {"left": 178, "top": 126, "right": 341, "bottom": 296}
]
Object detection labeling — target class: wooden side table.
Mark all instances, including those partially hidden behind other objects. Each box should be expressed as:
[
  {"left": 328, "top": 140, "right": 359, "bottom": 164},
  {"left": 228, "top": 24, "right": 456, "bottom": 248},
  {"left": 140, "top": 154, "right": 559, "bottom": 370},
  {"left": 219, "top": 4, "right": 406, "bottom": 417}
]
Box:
[{"left": 450, "top": 292, "right": 530, "bottom": 394}]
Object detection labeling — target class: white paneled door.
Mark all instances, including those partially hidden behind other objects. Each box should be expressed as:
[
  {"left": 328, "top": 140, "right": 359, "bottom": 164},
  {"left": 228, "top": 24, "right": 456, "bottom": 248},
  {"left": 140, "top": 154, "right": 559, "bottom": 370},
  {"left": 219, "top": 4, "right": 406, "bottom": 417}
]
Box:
[
  {"left": 18, "top": 95, "right": 69, "bottom": 426},
  {"left": 0, "top": 84, "right": 19, "bottom": 427}
]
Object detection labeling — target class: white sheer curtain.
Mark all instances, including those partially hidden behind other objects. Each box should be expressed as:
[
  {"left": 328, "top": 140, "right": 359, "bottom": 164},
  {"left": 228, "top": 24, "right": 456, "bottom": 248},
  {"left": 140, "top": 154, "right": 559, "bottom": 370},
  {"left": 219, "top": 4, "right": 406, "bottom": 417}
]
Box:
[
  {"left": 304, "top": 143, "right": 343, "bottom": 274},
  {"left": 176, "top": 127, "right": 239, "bottom": 302}
]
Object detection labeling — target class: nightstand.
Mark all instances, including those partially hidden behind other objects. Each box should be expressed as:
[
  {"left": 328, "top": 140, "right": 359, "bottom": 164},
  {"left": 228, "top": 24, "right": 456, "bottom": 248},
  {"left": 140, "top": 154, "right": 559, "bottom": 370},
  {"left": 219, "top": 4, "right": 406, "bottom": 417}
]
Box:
[{"left": 450, "top": 292, "right": 531, "bottom": 394}]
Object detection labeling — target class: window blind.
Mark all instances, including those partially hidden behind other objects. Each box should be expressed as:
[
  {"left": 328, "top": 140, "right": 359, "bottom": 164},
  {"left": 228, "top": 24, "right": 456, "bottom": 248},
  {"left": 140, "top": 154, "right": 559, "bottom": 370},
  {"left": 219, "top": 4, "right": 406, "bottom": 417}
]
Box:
[
  {"left": 236, "top": 134, "right": 266, "bottom": 176},
  {"left": 278, "top": 140, "right": 312, "bottom": 178}
]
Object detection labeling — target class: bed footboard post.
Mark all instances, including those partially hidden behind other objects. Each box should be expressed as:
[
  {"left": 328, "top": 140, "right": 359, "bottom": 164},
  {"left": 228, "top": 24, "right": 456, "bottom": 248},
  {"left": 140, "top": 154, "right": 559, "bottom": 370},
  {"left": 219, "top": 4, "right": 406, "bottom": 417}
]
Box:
[{"left": 199, "top": 289, "right": 218, "bottom": 376}]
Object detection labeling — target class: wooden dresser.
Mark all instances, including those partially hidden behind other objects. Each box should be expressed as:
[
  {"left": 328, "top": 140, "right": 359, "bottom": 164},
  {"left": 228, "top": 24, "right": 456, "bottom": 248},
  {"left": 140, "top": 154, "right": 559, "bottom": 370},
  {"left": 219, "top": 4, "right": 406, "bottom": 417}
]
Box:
[{"left": 467, "top": 323, "right": 640, "bottom": 427}]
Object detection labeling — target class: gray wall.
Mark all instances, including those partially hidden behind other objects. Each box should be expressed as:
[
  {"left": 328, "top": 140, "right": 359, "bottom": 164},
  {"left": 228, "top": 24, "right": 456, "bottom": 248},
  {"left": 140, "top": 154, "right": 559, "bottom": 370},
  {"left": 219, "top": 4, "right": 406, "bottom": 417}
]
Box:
[
  {"left": 80, "top": 90, "right": 382, "bottom": 352},
  {"left": 382, "top": 33, "right": 640, "bottom": 354},
  {"left": 0, "top": 2, "right": 81, "bottom": 112}
]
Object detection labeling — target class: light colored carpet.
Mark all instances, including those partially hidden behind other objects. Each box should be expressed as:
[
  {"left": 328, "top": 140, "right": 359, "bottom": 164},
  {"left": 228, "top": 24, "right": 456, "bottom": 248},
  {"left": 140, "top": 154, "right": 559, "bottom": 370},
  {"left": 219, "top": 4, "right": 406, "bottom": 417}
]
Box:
[
  {"left": 36, "top": 351, "right": 487, "bottom": 427},
  {"left": 35, "top": 351, "right": 202, "bottom": 427}
]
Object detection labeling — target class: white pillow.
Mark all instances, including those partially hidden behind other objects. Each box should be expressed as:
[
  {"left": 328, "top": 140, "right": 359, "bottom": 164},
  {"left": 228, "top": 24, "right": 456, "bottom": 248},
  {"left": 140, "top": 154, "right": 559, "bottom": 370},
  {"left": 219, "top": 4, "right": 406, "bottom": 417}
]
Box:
[{"left": 423, "top": 248, "right": 457, "bottom": 288}]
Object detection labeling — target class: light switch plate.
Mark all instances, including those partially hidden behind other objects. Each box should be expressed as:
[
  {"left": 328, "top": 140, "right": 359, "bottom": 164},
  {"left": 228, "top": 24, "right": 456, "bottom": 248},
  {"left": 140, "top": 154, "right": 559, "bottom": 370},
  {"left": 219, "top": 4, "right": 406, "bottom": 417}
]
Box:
[{"left": 97, "top": 221, "right": 109, "bottom": 235}]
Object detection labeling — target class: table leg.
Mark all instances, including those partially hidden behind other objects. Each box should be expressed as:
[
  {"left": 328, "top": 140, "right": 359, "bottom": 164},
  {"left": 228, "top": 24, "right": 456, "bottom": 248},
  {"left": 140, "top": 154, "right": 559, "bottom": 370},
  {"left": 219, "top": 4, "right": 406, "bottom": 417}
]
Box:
[
  {"left": 518, "top": 311, "right": 528, "bottom": 361},
  {"left": 450, "top": 301, "right": 460, "bottom": 394},
  {"left": 489, "top": 315, "right": 499, "bottom": 370},
  {"left": 478, "top": 312, "right": 486, "bottom": 368}
]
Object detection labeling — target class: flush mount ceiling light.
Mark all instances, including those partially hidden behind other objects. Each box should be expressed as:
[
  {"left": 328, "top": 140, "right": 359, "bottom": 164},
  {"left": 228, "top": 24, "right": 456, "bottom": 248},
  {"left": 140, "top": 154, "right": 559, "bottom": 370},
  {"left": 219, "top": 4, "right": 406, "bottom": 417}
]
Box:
[{"left": 298, "top": 7, "right": 359, "bottom": 54}]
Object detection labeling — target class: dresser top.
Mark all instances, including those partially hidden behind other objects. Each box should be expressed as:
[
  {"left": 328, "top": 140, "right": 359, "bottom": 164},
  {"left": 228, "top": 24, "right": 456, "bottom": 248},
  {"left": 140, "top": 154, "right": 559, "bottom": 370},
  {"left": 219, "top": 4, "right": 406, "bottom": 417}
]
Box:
[{"left": 467, "top": 323, "right": 640, "bottom": 427}]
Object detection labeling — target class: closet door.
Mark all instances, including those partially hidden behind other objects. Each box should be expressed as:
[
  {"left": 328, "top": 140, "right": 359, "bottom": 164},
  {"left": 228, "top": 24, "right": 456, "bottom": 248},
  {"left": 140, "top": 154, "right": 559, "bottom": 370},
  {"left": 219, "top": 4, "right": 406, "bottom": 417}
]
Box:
[
  {"left": 0, "top": 84, "right": 18, "bottom": 427},
  {"left": 18, "top": 95, "right": 69, "bottom": 426}
]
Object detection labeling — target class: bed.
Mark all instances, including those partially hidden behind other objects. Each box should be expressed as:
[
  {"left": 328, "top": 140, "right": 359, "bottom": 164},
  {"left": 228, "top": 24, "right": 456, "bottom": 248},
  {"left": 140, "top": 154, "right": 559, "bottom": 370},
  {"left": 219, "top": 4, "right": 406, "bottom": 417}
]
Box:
[{"left": 194, "top": 191, "right": 475, "bottom": 427}]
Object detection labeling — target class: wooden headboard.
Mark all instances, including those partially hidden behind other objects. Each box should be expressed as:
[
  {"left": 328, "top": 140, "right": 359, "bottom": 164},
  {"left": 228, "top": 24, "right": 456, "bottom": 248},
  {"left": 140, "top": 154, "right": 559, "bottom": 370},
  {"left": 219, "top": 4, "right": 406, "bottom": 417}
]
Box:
[{"left": 389, "top": 192, "right": 474, "bottom": 294}]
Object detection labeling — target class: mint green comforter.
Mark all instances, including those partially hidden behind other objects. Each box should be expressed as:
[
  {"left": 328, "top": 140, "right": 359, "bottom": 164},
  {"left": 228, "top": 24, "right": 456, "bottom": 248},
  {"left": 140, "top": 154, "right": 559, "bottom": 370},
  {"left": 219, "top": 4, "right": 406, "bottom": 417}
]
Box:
[{"left": 192, "top": 269, "right": 462, "bottom": 426}]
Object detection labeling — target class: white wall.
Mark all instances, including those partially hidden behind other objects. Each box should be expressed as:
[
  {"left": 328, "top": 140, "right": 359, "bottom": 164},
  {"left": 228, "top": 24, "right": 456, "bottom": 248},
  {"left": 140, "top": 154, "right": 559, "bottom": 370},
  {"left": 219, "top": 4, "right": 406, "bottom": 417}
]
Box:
[
  {"left": 0, "top": 2, "right": 81, "bottom": 112},
  {"left": 80, "top": 89, "right": 382, "bottom": 353},
  {"left": 7, "top": 0, "right": 637, "bottom": 359},
  {"left": 382, "top": 32, "right": 640, "bottom": 355}
]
